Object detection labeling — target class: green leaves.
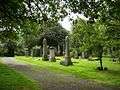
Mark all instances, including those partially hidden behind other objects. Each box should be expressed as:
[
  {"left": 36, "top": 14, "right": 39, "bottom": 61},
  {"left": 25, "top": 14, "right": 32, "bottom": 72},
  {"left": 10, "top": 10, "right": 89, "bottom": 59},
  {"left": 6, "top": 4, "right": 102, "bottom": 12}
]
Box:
[
  {"left": 39, "top": 24, "right": 68, "bottom": 46},
  {"left": 71, "top": 18, "right": 108, "bottom": 52}
]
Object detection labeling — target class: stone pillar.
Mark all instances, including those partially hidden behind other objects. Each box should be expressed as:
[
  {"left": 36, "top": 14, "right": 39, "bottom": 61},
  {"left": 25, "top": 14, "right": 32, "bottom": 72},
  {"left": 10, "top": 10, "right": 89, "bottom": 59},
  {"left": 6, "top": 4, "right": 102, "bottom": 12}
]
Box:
[
  {"left": 42, "top": 38, "right": 48, "bottom": 61},
  {"left": 60, "top": 36, "right": 73, "bottom": 66},
  {"left": 49, "top": 46, "right": 56, "bottom": 62}
]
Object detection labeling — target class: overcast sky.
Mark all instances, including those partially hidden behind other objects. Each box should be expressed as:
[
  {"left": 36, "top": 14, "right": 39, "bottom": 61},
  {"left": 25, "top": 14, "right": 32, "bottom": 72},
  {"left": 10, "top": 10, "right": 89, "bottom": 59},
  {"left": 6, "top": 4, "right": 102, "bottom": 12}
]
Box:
[{"left": 59, "top": 13, "right": 88, "bottom": 31}]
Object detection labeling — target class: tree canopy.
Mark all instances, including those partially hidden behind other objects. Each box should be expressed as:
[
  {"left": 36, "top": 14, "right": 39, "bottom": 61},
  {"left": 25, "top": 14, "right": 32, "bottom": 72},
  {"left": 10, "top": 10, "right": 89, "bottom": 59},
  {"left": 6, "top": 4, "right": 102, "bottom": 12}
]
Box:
[{"left": 0, "top": 0, "right": 120, "bottom": 59}]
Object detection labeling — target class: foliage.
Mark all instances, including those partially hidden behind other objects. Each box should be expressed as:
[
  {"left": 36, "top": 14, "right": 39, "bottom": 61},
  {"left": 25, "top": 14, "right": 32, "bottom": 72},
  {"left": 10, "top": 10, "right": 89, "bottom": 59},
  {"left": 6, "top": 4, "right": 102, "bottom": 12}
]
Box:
[
  {"left": 71, "top": 19, "right": 93, "bottom": 51},
  {"left": 65, "top": 0, "right": 120, "bottom": 22},
  {"left": 71, "top": 19, "right": 107, "bottom": 53},
  {"left": 71, "top": 18, "right": 110, "bottom": 69},
  {"left": 0, "top": 0, "right": 69, "bottom": 50},
  {"left": 0, "top": 39, "right": 17, "bottom": 57},
  {"left": 39, "top": 24, "right": 68, "bottom": 47},
  {"left": 20, "top": 20, "right": 41, "bottom": 48},
  {"left": 0, "top": 42, "right": 4, "bottom": 56},
  {"left": 14, "top": 22, "right": 68, "bottom": 56},
  {"left": 4, "top": 39, "right": 16, "bottom": 57},
  {"left": 0, "top": 0, "right": 68, "bottom": 28}
]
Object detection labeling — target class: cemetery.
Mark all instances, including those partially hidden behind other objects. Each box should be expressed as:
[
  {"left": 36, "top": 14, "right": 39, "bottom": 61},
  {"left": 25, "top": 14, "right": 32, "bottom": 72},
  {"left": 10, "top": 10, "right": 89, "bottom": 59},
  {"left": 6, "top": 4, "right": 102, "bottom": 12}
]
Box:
[{"left": 0, "top": 0, "right": 120, "bottom": 90}]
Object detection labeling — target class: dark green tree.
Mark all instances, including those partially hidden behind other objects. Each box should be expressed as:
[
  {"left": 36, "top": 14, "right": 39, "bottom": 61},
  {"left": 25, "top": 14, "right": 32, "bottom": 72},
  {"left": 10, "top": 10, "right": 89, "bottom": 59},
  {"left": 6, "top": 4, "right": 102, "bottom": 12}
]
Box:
[{"left": 38, "top": 24, "right": 68, "bottom": 54}]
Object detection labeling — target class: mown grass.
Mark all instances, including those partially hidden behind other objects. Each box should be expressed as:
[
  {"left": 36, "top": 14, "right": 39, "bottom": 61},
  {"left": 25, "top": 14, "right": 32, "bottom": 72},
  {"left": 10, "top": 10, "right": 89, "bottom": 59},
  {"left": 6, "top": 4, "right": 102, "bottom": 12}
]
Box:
[
  {"left": 0, "top": 61, "right": 40, "bottom": 90},
  {"left": 16, "top": 56, "right": 120, "bottom": 87}
]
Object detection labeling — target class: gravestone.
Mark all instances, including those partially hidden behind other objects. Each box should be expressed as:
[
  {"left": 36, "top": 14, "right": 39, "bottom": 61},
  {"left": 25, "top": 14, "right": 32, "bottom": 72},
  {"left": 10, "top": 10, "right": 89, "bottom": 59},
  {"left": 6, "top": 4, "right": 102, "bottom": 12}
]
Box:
[
  {"left": 49, "top": 46, "right": 56, "bottom": 62},
  {"left": 24, "top": 48, "right": 29, "bottom": 56},
  {"left": 81, "top": 52, "right": 85, "bottom": 58},
  {"left": 32, "top": 46, "right": 42, "bottom": 57},
  {"left": 74, "top": 50, "right": 79, "bottom": 59},
  {"left": 42, "top": 38, "right": 48, "bottom": 61},
  {"left": 60, "top": 36, "right": 73, "bottom": 66}
]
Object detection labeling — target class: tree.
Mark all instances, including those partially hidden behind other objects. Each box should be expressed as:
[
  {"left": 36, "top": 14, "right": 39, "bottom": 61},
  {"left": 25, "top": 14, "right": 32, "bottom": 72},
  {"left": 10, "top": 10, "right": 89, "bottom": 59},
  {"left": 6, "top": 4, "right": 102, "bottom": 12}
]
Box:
[
  {"left": 68, "top": 0, "right": 120, "bottom": 63},
  {"left": 0, "top": 0, "right": 69, "bottom": 47},
  {"left": 0, "top": 0, "right": 68, "bottom": 28},
  {"left": 4, "top": 39, "right": 16, "bottom": 57},
  {"left": 15, "top": 22, "right": 68, "bottom": 56},
  {"left": 71, "top": 18, "right": 94, "bottom": 55},
  {"left": 38, "top": 24, "right": 68, "bottom": 55},
  {"left": 71, "top": 18, "right": 108, "bottom": 70}
]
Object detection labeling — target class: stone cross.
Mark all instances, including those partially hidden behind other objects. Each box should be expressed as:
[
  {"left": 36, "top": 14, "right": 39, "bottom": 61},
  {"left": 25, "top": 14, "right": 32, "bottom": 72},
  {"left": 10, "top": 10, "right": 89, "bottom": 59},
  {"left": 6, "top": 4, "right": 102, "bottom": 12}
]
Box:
[
  {"left": 49, "top": 46, "right": 56, "bottom": 62},
  {"left": 60, "top": 36, "right": 73, "bottom": 66},
  {"left": 42, "top": 38, "right": 48, "bottom": 61}
]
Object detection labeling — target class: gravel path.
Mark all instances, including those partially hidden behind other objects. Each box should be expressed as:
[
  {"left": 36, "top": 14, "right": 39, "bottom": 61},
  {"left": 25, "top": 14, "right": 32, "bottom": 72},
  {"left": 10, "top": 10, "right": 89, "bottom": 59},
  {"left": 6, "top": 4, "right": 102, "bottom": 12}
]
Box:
[{"left": 1, "top": 57, "right": 120, "bottom": 90}]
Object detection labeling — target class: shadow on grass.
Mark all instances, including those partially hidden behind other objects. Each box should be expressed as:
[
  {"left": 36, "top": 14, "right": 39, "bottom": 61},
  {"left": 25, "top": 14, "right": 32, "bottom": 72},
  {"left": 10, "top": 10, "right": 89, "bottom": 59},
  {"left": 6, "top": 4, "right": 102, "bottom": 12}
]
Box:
[{"left": 105, "top": 70, "right": 120, "bottom": 76}]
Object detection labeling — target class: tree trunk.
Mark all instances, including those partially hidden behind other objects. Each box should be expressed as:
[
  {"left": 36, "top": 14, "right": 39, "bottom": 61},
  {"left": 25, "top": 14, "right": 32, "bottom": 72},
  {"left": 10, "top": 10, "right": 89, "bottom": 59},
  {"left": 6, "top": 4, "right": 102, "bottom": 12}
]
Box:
[{"left": 98, "top": 45, "right": 103, "bottom": 70}]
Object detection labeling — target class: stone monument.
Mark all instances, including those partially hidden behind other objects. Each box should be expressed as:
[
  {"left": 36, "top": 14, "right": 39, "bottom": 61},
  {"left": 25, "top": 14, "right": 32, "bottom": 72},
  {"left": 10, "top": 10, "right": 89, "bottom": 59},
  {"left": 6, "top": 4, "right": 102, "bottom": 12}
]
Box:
[
  {"left": 60, "top": 36, "right": 73, "bottom": 66},
  {"left": 24, "top": 48, "right": 29, "bottom": 56},
  {"left": 74, "top": 50, "right": 79, "bottom": 59},
  {"left": 42, "top": 38, "right": 48, "bottom": 61},
  {"left": 49, "top": 46, "right": 56, "bottom": 62}
]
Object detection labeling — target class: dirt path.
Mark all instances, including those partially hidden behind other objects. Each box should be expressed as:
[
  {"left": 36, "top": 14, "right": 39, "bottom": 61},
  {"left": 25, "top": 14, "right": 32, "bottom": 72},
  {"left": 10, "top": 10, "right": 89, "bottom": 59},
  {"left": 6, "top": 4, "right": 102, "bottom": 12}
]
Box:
[{"left": 1, "top": 57, "right": 120, "bottom": 90}]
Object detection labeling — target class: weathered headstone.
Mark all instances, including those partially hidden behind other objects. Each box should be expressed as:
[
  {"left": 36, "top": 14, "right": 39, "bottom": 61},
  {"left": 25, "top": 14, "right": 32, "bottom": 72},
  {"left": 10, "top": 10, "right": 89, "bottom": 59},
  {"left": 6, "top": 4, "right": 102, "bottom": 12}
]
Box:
[
  {"left": 24, "top": 48, "right": 29, "bottom": 56},
  {"left": 49, "top": 46, "right": 56, "bottom": 62},
  {"left": 81, "top": 52, "right": 85, "bottom": 58},
  {"left": 42, "top": 38, "right": 48, "bottom": 61},
  {"left": 60, "top": 36, "right": 73, "bottom": 66},
  {"left": 32, "top": 46, "right": 42, "bottom": 57},
  {"left": 74, "top": 50, "right": 79, "bottom": 59}
]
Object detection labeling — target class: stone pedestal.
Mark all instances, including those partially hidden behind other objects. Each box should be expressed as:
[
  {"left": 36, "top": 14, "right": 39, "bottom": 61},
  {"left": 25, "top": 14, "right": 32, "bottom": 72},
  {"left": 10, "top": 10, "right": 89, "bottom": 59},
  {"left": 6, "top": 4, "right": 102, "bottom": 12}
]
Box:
[{"left": 49, "top": 47, "right": 56, "bottom": 62}]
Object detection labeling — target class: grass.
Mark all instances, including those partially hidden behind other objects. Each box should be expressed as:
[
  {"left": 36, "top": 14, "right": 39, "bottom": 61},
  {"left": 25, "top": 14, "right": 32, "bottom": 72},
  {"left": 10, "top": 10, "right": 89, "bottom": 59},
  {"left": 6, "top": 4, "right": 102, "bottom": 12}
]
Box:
[
  {"left": 0, "top": 61, "right": 40, "bottom": 90},
  {"left": 16, "top": 56, "right": 120, "bottom": 87}
]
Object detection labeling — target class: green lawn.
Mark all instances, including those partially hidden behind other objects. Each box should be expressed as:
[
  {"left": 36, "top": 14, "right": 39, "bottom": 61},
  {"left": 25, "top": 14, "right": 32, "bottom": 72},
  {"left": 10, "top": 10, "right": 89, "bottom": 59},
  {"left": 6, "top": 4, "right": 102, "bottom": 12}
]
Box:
[
  {"left": 16, "top": 56, "right": 120, "bottom": 87},
  {"left": 0, "top": 61, "right": 40, "bottom": 90}
]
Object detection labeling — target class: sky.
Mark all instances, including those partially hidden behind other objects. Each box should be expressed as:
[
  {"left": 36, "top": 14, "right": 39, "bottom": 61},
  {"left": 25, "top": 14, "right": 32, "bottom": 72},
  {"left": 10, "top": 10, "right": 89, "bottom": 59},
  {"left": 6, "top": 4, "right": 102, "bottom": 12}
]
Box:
[{"left": 59, "top": 13, "right": 88, "bottom": 31}]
